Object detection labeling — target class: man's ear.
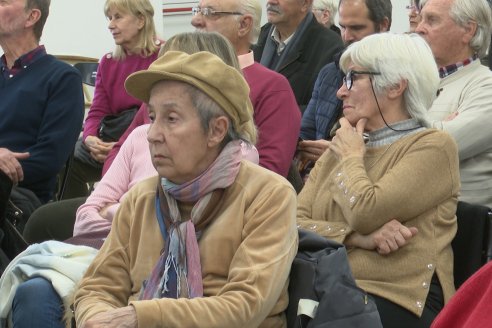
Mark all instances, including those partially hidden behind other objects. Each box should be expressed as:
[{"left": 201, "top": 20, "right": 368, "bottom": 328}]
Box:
[
  {"left": 238, "top": 14, "right": 253, "bottom": 39},
  {"left": 462, "top": 20, "right": 477, "bottom": 45},
  {"left": 301, "top": 0, "right": 314, "bottom": 13},
  {"left": 25, "top": 8, "right": 41, "bottom": 29},
  {"left": 387, "top": 79, "right": 408, "bottom": 99},
  {"left": 208, "top": 116, "right": 229, "bottom": 147},
  {"left": 378, "top": 17, "right": 390, "bottom": 33},
  {"left": 322, "top": 10, "right": 332, "bottom": 26}
]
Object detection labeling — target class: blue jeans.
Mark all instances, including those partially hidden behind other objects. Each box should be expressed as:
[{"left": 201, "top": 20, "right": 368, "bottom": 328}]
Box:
[{"left": 12, "top": 277, "right": 65, "bottom": 328}]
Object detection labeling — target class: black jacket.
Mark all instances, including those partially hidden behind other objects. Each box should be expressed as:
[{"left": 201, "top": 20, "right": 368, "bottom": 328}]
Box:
[{"left": 253, "top": 19, "right": 343, "bottom": 112}]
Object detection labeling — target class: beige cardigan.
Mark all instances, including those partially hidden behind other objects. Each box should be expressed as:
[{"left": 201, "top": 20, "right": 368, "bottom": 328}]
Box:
[
  {"left": 297, "top": 129, "right": 460, "bottom": 316},
  {"left": 74, "top": 160, "right": 298, "bottom": 327}
]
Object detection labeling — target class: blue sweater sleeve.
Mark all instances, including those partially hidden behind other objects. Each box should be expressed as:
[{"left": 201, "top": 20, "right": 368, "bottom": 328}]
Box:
[
  {"left": 14, "top": 56, "right": 84, "bottom": 201},
  {"left": 300, "top": 62, "right": 343, "bottom": 141}
]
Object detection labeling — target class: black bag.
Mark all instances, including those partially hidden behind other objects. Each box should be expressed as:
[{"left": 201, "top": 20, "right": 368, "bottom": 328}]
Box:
[
  {"left": 74, "top": 107, "right": 138, "bottom": 167},
  {"left": 98, "top": 107, "right": 138, "bottom": 142},
  {"left": 0, "top": 171, "right": 13, "bottom": 273},
  {"left": 286, "top": 229, "right": 382, "bottom": 328},
  {"left": 0, "top": 172, "right": 42, "bottom": 260}
]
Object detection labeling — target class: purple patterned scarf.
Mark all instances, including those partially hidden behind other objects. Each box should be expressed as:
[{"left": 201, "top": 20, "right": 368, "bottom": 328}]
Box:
[{"left": 139, "top": 140, "right": 242, "bottom": 300}]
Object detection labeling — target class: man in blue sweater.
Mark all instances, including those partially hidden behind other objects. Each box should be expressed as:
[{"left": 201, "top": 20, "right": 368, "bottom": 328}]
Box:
[
  {"left": 297, "top": 0, "right": 391, "bottom": 164},
  {"left": 0, "top": 0, "right": 84, "bottom": 204}
]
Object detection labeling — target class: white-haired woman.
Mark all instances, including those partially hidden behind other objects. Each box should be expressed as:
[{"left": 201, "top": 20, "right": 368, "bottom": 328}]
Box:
[{"left": 297, "top": 33, "right": 460, "bottom": 327}]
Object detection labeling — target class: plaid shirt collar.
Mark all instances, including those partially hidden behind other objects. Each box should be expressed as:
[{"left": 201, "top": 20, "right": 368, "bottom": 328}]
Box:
[
  {"left": 1, "top": 45, "right": 46, "bottom": 79},
  {"left": 438, "top": 54, "right": 479, "bottom": 79}
]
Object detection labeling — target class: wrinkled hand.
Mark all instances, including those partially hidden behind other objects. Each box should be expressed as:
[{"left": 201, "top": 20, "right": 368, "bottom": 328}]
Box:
[
  {"left": 0, "top": 148, "right": 29, "bottom": 184},
  {"left": 84, "top": 136, "right": 116, "bottom": 163},
  {"left": 80, "top": 306, "right": 137, "bottom": 328},
  {"left": 372, "top": 219, "right": 418, "bottom": 255},
  {"left": 346, "top": 219, "right": 418, "bottom": 255},
  {"left": 297, "top": 139, "right": 330, "bottom": 162},
  {"left": 327, "top": 118, "right": 367, "bottom": 161}
]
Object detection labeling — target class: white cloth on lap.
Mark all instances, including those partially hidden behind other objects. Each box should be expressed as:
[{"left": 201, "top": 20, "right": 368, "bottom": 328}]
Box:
[{"left": 0, "top": 240, "right": 97, "bottom": 321}]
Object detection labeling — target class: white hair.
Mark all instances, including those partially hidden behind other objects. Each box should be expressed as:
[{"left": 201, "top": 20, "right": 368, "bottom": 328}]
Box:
[
  {"left": 339, "top": 33, "right": 440, "bottom": 127},
  {"left": 238, "top": 0, "right": 262, "bottom": 44},
  {"left": 313, "top": 0, "right": 338, "bottom": 26},
  {"left": 449, "top": 0, "right": 492, "bottom": 58}
]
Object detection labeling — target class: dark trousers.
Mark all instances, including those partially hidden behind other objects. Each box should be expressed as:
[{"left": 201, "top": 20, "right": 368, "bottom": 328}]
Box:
[
  {"left": 370, "top": 274, "right": 444, "bottom": 328},
  {"left": 61, "top": 139, "right": 102, "bottom": 200},
  {"left": 23, "top": 197, "right": 87, "bottom": 244}
]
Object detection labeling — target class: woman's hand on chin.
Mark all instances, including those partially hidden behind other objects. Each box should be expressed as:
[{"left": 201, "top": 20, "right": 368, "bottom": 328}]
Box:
[{"left": 327, "top": 118, "right": 367, "bottom": 161}]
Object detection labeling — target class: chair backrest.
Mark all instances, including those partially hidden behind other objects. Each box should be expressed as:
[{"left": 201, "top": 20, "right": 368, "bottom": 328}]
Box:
[
  {"left": 452, "top": 201, "right": 492, "bottom": 289},
  {"left": 73, "top": 62, "right": 99, "bottom": 86}
]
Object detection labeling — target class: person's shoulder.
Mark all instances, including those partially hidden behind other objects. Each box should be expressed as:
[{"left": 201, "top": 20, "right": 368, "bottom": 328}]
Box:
[
  {"left": 126, "top": 175, "right": 159, "bottom": 199},
  {"left": 317, "top": 59, "right": 342, "bottom": 81},
  {"left": 125, "top": 123, "right": 150, "bottom": 146},
  {"left": 44, "top": 55, "right": 79, "bottom": 73},
  {"left": 236, "top": 160, "right": 294, "bottom": 192},
  {"left": 306, "top": 19, "right": 343, "bottom": 42},
  {"left": 412, "top": 129, "right": 458, "bottom": 151},
  {"left": 97, "top": 52, "right": 116, "bottom": 66},
  {"left": 445, "top": 60, "right": 492, "bottom": 86},
  {"left": 129, "top": 124, "right": 150, "bottom": 137},
  {"left": 259, "top": 22, "right": 272, "bottom": 35},
  {"left": 246, "top": 62, "right": 291, "bottom": 87}
]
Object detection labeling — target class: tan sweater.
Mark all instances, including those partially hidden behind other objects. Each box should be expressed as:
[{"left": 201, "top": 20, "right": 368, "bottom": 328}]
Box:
[
  {"left": 74, "top": 160, "right": 298, "bottom": 327},
  {"left": 297, "top": 129, "right": 460, "bottom": 316}
]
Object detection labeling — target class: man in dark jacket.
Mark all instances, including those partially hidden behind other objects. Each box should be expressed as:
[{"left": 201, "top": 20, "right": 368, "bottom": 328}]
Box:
[{"left": 253, "top": 0, "right": 343, "bottom": 112}]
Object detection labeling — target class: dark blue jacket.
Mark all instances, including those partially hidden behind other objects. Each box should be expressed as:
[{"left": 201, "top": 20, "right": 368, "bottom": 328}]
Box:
[
  {"left": 0, "top": 54, "right": 84, "bottom": 202},
  {"left": 300, "top": 54, "right": 344, "bottom": 141}
]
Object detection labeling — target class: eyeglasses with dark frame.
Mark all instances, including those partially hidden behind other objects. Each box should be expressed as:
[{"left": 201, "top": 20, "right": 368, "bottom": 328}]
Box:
[
  {"left": 191, "top": 6, "right": 243, "bottom": 18},
  {"left": 343, "top": 70, "right": 381, "bottom": 90}
]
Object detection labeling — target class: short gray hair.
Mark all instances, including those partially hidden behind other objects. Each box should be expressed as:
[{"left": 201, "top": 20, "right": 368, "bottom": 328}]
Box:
[
  {"left": 449, "top": 0, "right": 492, "bottom": 58},
  {"left": 237, "top": 0, "right": 262, "bottom": 44},
  {"left": 313, "top": 0, "right": 338, "bottom": 26},
  {"left": 339, "top": 33, "right": 440, "bottom": 127},
  {"left": 184, "top": 83, "right": 255, "bottom": 146}
]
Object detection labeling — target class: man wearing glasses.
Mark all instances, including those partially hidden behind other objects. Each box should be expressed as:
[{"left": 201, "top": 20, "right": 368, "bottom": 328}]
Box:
[
  {"left": 191, "top": 0, "right": 301, "bottom": 178},
  {"left": 297, "top": 0, "right": 391, "bottom": 172},
  {"left": 252, "top": 0, "right": 343, "bottom": 111},
  {"left": 407, "top": 0, "right": 422, "bottom": 32},
  {"left": 417, "top": 0, "right": 492, "bottom": 208}
]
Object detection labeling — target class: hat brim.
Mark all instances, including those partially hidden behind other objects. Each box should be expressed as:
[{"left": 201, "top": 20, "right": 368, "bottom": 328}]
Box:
[{"left": 125, "top": 70, "right": 207, "bottom": 103}]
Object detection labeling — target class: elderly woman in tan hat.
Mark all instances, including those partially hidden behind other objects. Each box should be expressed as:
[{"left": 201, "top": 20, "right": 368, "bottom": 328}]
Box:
[{"left": 73, "top": 51, "right": 298, "bottom": 328}]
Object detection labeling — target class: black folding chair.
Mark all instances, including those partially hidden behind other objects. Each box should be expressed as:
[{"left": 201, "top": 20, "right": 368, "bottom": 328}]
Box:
[{"left": 452, "top": 201, "right": 492, "bottom": 289}]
